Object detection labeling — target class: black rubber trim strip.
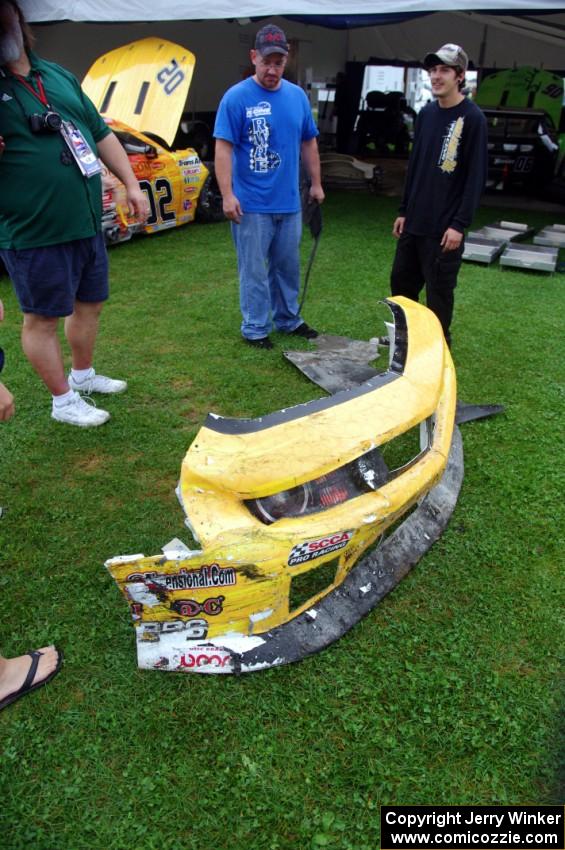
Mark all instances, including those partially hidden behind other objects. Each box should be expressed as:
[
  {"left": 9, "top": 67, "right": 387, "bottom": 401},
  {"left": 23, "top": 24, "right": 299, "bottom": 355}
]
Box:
[
  {"left": 134, "top": 81, "right": 150, "bottom": 115},
  {"left": 455, "top": 402, "right": 505, "bottom": 424},
  {"left": 100, "top": 80, "right": 117, "bottom": 114},
  {"left": 204, "top": 370, "right": 399, "bottom": 434},
  {"left": 204, "top": 300, "right": 408, "bottom": 435}
]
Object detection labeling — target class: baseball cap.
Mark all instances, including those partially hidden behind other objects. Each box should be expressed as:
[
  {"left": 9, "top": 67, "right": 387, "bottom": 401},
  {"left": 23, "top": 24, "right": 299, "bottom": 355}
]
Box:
[
  {"left": 255, "top": 24, "right": 289, "bottom": 56},
  {"left": 423, "top": 44, "right": 469, "bottom": 71}
]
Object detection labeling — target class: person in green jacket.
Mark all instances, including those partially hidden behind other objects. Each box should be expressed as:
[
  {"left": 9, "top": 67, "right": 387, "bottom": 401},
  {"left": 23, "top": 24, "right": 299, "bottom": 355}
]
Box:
[{"left": 0, "top": 0, "right": 148, "bottom": 426}]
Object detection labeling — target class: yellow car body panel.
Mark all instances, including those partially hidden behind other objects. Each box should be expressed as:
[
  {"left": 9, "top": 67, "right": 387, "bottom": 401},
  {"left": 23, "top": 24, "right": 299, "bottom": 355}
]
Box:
[
  {"left": 182, "top": 296, "right": 447, "bottom": 501},
  {"left": 101, "top": 118, "right": 208, "bottom": 239},
  {"left": 83, "top": 38, "right": 216, "bottom": 245},
  {"left": 106, "top": 298, "right": 457, "bottom": 673},
  {"left": 82, "top": 37, "right": 195, "bottom": 147}
]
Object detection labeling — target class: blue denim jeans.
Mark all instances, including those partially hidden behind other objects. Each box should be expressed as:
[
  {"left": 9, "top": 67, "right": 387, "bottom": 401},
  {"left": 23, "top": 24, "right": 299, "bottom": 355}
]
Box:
[{"left": 231, "top": 211, "right": 303, "bottom": 339}]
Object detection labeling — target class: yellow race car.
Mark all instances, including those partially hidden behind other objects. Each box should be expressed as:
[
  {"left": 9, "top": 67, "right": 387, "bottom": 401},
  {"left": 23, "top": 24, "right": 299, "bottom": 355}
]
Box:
[
  {"left": 106, "top": 297, "right": 462, "bottom": 675},
  {"left": 82, "top": 37, "right": 223, "bottom": 244}
]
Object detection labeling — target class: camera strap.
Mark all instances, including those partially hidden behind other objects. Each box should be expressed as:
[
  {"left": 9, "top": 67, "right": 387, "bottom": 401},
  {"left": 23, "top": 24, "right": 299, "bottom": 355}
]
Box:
[
  {"left": 14, "top": 71, "right": 50, "bottom": 108},
  {"left": 14, "top": 71, "right": 102, "bottom": 178}
]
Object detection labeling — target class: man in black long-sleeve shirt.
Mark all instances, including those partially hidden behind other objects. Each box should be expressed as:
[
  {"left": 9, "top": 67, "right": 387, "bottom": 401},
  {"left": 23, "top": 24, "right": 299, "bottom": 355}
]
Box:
[{"left": 390, "top": 44, "right": 487, "bottom": 347}]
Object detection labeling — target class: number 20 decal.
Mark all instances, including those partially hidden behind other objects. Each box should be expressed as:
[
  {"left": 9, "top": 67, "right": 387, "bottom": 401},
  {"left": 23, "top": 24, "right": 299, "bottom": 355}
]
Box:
[
  {"left": 139, "top": 178, "right": 176, "bottom": 226},
  {"left": 156, "top": 59, "right": 185, "bottom": 95}
]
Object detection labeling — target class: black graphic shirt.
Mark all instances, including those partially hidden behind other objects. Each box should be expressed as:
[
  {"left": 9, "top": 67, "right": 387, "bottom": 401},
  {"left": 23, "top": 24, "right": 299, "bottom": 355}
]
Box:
[{"left": 399, "top": 97, "right": 487, "bottom": 238}]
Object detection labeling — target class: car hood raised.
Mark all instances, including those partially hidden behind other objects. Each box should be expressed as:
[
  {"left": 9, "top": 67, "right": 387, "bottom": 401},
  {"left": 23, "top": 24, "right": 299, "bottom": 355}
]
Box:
[{"left": 82, "top": 37, "right": 195, "bottom": 147}]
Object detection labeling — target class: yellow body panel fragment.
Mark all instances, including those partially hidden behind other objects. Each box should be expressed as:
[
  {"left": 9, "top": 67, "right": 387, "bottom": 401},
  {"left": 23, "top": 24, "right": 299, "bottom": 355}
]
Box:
[
  {"left": 83, "top": 37, "right": 195, "bottom": 147},
  {"left": 106, "top": 298, "right": 458, "bottom": 672},
  {"left": 183, "top": 297, "right": 446, "bottom": 498}
]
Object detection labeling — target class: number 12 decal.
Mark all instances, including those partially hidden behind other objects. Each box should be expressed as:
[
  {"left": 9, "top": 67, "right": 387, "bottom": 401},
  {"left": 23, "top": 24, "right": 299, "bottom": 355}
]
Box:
[{"left": 139, "top": 178, "right": 176, "bottom": 225}]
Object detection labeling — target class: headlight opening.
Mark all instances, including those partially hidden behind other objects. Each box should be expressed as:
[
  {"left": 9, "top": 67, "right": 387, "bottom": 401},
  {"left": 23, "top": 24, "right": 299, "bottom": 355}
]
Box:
[{"left": 246, "top": 418, "right": 433, "bottom": 525}]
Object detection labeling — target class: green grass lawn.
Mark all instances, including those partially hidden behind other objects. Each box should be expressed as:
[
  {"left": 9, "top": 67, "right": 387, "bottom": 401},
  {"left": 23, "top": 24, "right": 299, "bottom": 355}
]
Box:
[{"left": 0, "top": 192, "right": 563, "bottom": 850}]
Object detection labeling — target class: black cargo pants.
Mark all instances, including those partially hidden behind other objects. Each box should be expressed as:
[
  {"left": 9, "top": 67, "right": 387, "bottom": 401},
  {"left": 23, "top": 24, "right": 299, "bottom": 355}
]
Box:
[{"left": 390, "top": 231, "right": 464, "bottom": 347}]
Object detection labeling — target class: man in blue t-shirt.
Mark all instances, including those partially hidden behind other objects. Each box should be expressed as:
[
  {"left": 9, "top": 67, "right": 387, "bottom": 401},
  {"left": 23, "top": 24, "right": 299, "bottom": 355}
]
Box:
[
  {"left": 214, "top": 24, "right": 324, "bottom": 349},
  {"left": 390, "top": 44, "right": 487, "bottom": 348}
]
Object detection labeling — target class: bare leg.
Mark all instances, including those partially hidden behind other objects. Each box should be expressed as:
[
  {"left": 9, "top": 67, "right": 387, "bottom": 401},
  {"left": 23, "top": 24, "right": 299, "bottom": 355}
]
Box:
[
  {"left": 0, "top": 647, "right": 60, "bottom": 704},
  {"left": 65, "top": 300, "right": 104, "bottom": 371},
  {"left": 21, "top": 313, "right": 68, "bottom": 396}
]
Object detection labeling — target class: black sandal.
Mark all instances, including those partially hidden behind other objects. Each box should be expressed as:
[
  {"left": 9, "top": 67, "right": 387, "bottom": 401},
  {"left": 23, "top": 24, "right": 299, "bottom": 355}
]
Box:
[{"left": 0, "top": 647, "right": 63, "bottom": 711}]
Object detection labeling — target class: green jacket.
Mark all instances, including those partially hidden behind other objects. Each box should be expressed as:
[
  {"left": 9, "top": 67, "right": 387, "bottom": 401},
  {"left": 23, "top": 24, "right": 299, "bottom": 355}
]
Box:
[{"left": 0, "top": 52, "right": 111, "bottom": 249}]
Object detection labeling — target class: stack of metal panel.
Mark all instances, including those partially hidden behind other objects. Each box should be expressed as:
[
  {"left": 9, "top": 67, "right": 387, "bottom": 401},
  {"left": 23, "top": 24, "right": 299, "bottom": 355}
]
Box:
[
  {"left": 462, "top": 236, "right": 505, "bottom": 263},
  {"left": 533, "top": 224, "right": 565, "bottom": 249},
  {"left": 464, "top": 220, "right": 534, "bottom": 264},
  {"left": 500, "top": 242, "right": 559, "bottom": 272},
  {"left": 475, "top": 221, "right": 534, "bottom": 241}
]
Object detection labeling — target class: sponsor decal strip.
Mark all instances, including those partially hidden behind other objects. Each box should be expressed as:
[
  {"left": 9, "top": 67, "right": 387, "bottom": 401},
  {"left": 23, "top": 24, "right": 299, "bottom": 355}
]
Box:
[{"left": 127, "top": 563, "right": 237, "bottom": 589}]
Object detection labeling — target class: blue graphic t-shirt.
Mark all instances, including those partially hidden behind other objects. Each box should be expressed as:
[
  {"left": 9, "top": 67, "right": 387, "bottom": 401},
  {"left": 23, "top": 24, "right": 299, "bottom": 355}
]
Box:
[{"left": 214, "top": 77, "right": 318, "bottom": 213}]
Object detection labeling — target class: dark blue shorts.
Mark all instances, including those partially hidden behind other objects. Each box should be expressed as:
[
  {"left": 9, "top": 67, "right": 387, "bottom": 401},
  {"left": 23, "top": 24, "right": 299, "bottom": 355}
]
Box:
[{"left": 0, "top": 232, "right": 109, "bottom": 318}]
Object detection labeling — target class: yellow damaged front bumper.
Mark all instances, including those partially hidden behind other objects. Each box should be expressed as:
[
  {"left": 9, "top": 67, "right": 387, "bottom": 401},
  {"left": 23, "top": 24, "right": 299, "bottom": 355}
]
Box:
[{"left": 106, "top": 297, "right": 458, "bottom": 673}]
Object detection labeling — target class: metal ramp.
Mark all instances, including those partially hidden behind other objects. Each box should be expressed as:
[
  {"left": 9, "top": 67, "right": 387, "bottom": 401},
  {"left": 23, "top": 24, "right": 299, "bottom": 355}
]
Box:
[
  {"left": 463, "top": 236, "right": 505, "bottom": 264},
  {"left": 464, "top": 221, "right": 535, "bottom": 264},
  {"left": 500, "top": 243, "right": 558, "bottom": 272},
  {"left": 463, "top": 220, "right": 561, "bottom": 272},
  {"left": 469, "top": 220, "right": 535, "bottom": 242},
  {"left": 533, "top": 224, "right": 565, "bottom": 249}
]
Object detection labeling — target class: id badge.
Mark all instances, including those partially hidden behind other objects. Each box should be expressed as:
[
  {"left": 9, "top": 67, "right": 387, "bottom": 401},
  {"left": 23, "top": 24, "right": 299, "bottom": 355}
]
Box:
[{"left": 60, "top": 120, "right": 102, "bottom": 178}]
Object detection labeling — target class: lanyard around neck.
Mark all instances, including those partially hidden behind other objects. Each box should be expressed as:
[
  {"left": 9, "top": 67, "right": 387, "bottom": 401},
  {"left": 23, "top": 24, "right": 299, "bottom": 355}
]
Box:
[{"left": 15, "top": 71, "right": 50, "bottom": 108}]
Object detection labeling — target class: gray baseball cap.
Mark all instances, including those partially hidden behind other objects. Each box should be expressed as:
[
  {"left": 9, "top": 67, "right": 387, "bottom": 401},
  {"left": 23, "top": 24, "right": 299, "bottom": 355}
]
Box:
[
  {"left": 255, "top": 24, "right": 289, "bottom": 56},
  {"left": 424, "top": 43, "right": 469, "bottom": 71}
]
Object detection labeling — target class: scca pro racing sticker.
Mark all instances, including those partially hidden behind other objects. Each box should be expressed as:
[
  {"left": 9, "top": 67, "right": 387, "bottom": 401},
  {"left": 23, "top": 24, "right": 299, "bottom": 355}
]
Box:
[{"left": 288, "top": 531, "right": 354, "bottom": 567}]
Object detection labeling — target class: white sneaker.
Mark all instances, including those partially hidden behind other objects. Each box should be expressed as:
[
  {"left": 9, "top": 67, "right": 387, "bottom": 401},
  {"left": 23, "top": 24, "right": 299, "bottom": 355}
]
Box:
[
  {"left": 69, "top": 370, "right": 127, "bottom": 395},
  {"left": 52, "top": 391, "right": 110, "bottom": 427}
]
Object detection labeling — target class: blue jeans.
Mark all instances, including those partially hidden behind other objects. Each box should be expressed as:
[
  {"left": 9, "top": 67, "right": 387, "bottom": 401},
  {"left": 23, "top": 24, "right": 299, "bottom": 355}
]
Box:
[{"left": 231, "top": 212, "right": 303, "bottom": 339}]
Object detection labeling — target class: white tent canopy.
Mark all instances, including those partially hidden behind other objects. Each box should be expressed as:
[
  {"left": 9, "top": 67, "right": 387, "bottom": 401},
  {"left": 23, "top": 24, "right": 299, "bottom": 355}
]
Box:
[
  {"left": 348, "top": 10, "right": 565, "bottom": 69},
  {"left": 17, "top": 3, "right": 565, "bottom": 113},
  {"left": 19, "top": 0, "right": 565, "bottom": 23}
]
